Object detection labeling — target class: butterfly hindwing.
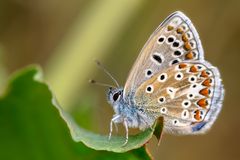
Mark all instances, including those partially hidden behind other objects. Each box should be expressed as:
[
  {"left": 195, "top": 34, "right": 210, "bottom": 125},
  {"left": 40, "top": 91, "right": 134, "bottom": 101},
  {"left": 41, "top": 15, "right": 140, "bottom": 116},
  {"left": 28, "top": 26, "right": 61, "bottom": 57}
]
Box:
[
  {"left": 123, "top": 11, "right": 204, "bottom": 99},
  {"left": 134, "top": 62, "right": 223, "bottom": 134}
]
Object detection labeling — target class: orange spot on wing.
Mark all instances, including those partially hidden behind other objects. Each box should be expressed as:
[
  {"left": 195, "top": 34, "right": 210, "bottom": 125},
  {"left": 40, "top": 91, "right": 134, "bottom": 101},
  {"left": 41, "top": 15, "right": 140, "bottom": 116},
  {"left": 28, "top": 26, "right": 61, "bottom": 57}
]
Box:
[
  {"left": 190, "top": 65, "right": 198, "bottom": 72},
  {"left": 184, "top": 42, "right": 191, "bottom": 51},
  {"left": 202, "top": 79, "right": 211, "bottom": 87},
  {"left": 179, "top": 63, "right": 187, "bottom": 69},
  {"left": 194, "top": 110, "right": 201, "bottom": 121},
  {"left": 200, "top": 70, "right": 208, "bottom": 78},
  {"left": 182, "top": 34, "right": 188, "bottom": 42},
  {"left": 176, "top": 28, "right": 183, "bottom": 34},
  {"left": 185, "top": 52, "right": 194, "bottom": 59},
  {"left": 197, "top": 99, "right": 208, "bottom": 108},
  {"left": 199, "top": 88, "right": 209, "bottom": 96},
  {"left": 167, "top": 25, "right": 174, "bottom": 31}
]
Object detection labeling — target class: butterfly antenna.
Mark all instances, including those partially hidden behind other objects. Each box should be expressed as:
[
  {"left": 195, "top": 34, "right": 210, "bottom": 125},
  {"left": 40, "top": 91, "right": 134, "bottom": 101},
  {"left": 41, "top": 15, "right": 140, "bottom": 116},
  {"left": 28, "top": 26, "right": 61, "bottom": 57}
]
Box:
[
  {"left": 95, "top": 60, "right": 120, "bottom": 87},
  {"left": 89, "top": 79, "right": 116, "bottom": 88}
]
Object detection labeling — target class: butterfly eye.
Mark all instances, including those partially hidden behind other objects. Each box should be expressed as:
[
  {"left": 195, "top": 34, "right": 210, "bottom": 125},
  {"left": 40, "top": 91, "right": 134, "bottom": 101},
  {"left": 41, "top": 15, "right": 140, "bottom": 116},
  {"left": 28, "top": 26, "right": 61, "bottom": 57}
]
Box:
[{"left": 113, "top": 92, "right": 121, "bottom": 102}]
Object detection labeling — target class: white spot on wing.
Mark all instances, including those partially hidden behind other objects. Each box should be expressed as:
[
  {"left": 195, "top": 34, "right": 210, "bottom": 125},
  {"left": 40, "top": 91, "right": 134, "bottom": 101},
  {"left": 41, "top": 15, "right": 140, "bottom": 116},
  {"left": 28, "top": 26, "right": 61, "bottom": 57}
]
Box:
[
  {"left": 181, "top": 110, "right": 189, "bottom": 119},
  {"left": 175, "top": 72, "right": 184, "bottom": 80},
  {"left": 158, "top": 96, "right": 166, "bottom": 104},
  {"left": 182, "top": 99, "right": 191, "bottom": 108},
  {"left": 146, "top": 85, "right": 154, "bottom": 93},
  {"left": 188, "top": 75, "right": 197, "bottom": 83},
  {"left": 172, "top": 49, "right": 183, "bottom": 58},
  {"left": 166, "top": 87, "right": 177, "bottom": 99},
  {"left": 158, "top": 73, "right": 168, "bottom": 82},
  {"left": 205, "top": 70, "right": 212, "bottom": 76},
  {"left": 189, "top": 40, "right": 196, "bottom": 49},
  {"left": 169, "top": 58, "right": 181, "bottom": 66},
  {"left": 150, "top": 52, "right": 164, "bottom": 65},
  {"left": 145, "top": 69, "right": 153, "bottom": 78},
  {"left": 157, "top": 35, "right": 166, "bottom": 44},
  {"left": 181, "top": 23, "right": 188, "bottom": 31},
  {"left": 195, "top": 64, "right": 205, "bottom": 71},
  {"left": 171, "top": 40, "right": 181, "bottom": 49},
  {"left": 186, "top": 31, "right": 193, "bottom": 39},
  {"left": 192, "top": 50, "right": 199, "bottom": 59},
  {"left": 170, "top": 17, "right": 182, "bottom": 26},
  {"left": 172, "top": 119, "right": 179, "bottom": 125},
  {"left": 160, "top": 107, "right": 167, "bottom": 114},
  {"left": 187, "top": 93, "right": 195, "bottom": 99},
  {"left": 166, "top": 35, "right": 176, "bottom": 44}
]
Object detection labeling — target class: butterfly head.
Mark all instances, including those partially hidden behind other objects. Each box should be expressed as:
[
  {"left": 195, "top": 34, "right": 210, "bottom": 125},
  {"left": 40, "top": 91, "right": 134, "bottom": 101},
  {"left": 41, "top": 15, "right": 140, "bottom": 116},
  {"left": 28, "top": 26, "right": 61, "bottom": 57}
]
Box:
[{"left": 107, "top": 87, "right": 123, "bottom": 106}]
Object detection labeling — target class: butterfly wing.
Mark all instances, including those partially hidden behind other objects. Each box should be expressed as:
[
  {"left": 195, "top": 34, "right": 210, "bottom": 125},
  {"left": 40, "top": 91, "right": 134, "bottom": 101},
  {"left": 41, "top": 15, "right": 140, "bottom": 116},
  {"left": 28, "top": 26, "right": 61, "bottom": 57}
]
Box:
[
  {"left": 134, "top": 62, "right": 224, "bottom": 134},
  {"left": 123, "top": 11, "right": 224, "bottom": 134},
  {"left": 123, "top": 11, "right": 204, "bottom": 99}
]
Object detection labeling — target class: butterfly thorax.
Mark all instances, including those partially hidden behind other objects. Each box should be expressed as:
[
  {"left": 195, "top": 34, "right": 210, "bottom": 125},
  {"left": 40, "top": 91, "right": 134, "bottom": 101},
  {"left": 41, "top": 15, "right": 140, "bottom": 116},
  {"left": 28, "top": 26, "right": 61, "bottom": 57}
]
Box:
[{"left": 107, "top": 87, "right": 155, "bottom": 130}]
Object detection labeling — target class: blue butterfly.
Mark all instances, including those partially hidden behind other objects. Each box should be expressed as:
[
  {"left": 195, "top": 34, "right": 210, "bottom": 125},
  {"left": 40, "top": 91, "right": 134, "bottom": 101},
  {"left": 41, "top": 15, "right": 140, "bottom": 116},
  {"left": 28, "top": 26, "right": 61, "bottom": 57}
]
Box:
[{"left": 96, "top": 11, "right": 224, "bottom": 145}]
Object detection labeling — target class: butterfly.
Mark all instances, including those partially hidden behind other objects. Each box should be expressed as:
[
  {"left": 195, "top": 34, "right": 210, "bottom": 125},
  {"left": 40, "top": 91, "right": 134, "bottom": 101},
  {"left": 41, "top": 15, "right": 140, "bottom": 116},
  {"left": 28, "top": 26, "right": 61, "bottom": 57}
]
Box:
[{"left": 105, "top": 11, "right": 224, "bottom": 145}]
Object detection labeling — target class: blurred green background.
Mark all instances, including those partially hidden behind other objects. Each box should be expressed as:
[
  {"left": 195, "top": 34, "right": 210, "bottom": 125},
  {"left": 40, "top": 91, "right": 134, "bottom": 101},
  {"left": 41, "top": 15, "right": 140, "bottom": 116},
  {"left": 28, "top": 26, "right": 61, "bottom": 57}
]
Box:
[{"left": 0, "top": 0, "right": 239, "bottom": 159}]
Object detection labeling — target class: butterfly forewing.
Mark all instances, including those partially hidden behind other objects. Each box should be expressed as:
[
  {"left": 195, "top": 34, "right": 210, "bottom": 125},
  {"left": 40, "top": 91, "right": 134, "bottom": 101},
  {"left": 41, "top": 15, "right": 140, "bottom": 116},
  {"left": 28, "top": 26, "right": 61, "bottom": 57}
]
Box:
[{"left": 123, "top": 11, "right": 204, "bottom": 99}]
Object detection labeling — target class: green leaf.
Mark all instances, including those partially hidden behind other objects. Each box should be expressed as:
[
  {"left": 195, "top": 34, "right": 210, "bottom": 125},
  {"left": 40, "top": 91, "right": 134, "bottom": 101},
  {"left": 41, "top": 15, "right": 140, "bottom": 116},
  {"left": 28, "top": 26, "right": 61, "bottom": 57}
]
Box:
[
  {"left": 57, "top": 101, "right": 155, "bottom": 152},
  {"left": 154, "top": 117, "right": 164, "bottom": 146},
  {"left": 0, "top": 65, "right": 162, "bottom": 159}
]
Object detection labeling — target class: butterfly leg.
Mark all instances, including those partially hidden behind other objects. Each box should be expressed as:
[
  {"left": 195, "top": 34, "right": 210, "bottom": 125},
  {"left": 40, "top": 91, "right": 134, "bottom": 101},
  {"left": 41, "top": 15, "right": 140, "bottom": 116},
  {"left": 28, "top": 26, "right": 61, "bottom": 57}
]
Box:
[
  {"left": 122, "top": 119, "right": 129, "bottom": 146},
  {"left": 108, "top": 120, "right": 113, "bottom": 140},
  {"left": 108, "top": 115, "right": 121, "bottom": 140}
]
